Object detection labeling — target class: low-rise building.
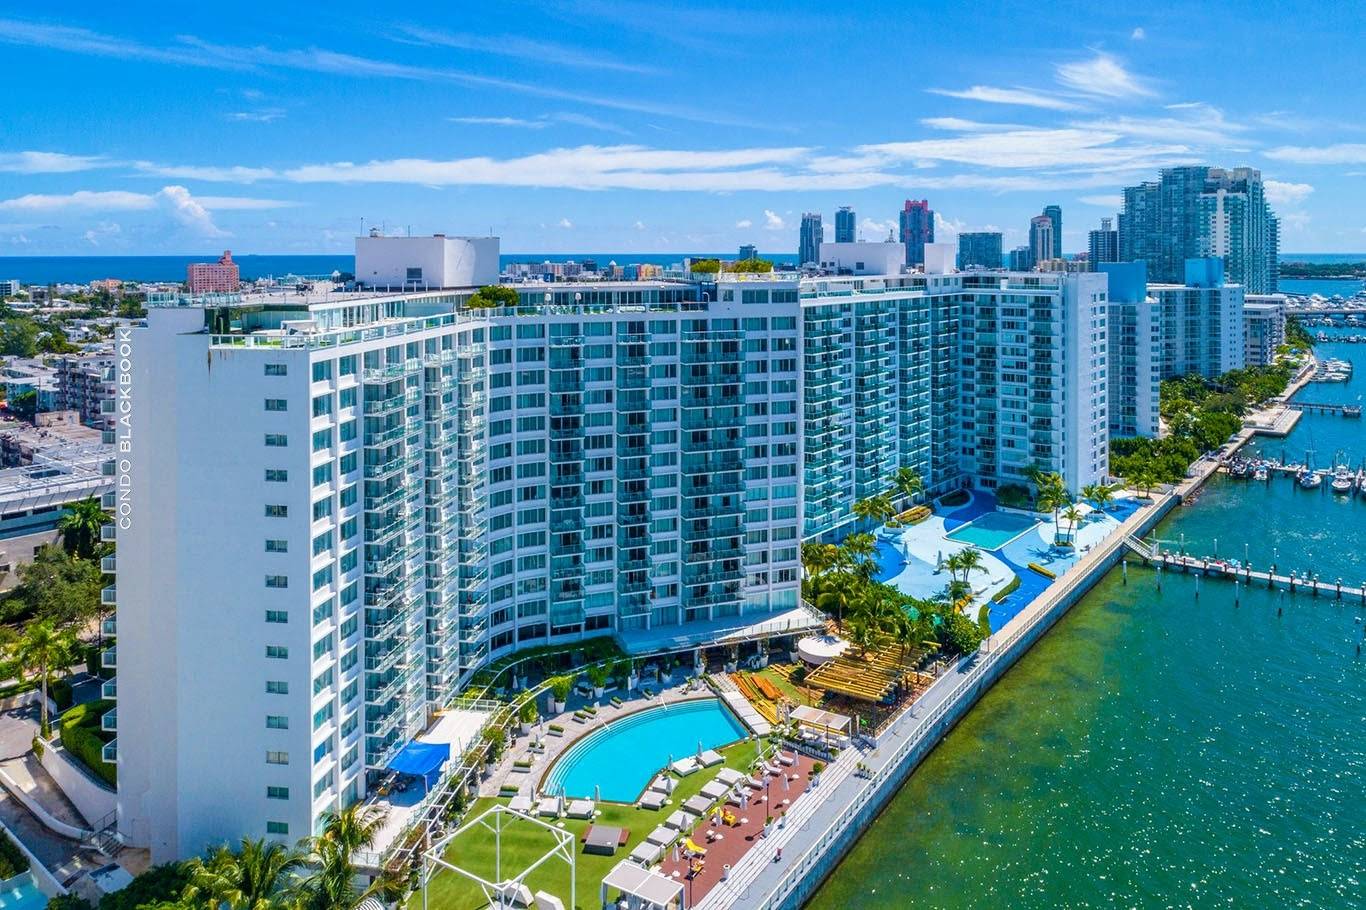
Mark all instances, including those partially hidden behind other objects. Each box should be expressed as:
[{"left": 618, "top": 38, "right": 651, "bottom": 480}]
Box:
[
  {"left": 57, "top": 353, "right": 117, "bottom": 430},
  {"left": 1244, "top": 294, "right": 1288, "bottom": 366}
]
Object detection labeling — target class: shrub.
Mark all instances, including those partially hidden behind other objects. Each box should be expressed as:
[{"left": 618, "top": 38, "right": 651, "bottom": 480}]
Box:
[
  {"left": 811, "top": 761, "right": 825, "bottom": 775},
  {"left": 50, "top": 677, "right": 74, "bottom": 711},
  {"left": 991, "top": 575, "right": 1021, "bottom": 603},
  {"left": 97, "top": 863, "right": 189, "bottom": 910},
  {"left": 789, "top": 665, "right": 807, "bottom": 684},
  {"left": 996, "top": 484, "right": 1031, "bottom": 509},
  {"left": 549, "top": 676, "right": 573, "bottom": 702},
  {"left": 465, "top": 285, "right": 520, "bottom": 309},
  {"left": 47, "top": 896, "right": 93, "bottom": 910},
  {"left": 940, "top": 489, "right": 971, "bottom": 508},
  {"left": 518, "top": 700, "right": 538, "bottom": 724},
  {"left": 60, "top": 699, "right": 116, "bottom": 788},
  {"left": 0, "top": 828, "right": 29, "bottom": 879}
]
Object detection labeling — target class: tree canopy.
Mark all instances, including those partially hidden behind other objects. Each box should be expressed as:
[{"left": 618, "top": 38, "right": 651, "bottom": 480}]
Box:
[{"left": 465, "top": 285, "right": 520, "bottom": 309}]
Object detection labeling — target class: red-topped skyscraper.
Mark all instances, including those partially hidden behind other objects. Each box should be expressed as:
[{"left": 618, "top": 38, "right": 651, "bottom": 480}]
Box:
[
  {"left": 187, "top": 250, "right": 240, "bottom": 294},
  {"left": 898, "top": 199, "right": 934, "bottom": 267}
]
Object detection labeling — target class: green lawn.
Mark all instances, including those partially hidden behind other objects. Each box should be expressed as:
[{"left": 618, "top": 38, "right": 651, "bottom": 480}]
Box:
[{"left": 415, "top": 741, "right": 760, "bottom": 910}]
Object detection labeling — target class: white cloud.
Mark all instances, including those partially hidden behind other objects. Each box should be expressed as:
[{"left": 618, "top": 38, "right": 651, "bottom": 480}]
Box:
[
  {"left": 933, "top": 212, "right": 967, "bottom": 238},
  {"left": 155, "top": 186, "right": 228, "bottom": 236},
  {"left": 226, "top": 108, "right": 286, "bottom": 123},
  {"left": 1131, "top": 27, "right": 1146, "bottom": 40},
  {"left": 860, "top": 217, "right": 896, "bottom": 238},
  {"left": 633, "top": 220, "right": 646, "bottom": 231},
  {"left": 557, "top": 217, "right": 573, "bottom": 229},
  {"left": 926, "top": 85, "right": 1081, "bottom": 111},
  {"left": 0, "top": 190, "right": 153, "bottom": 212},
  {"left": 0, "top": 150, "right": 109, "bottom": 174},
  {"left": 1079, "top": 194, "right": 1122, "bottom": 207},
  {"left": 735, "top": 219, "right": 752, "bottom": 229},
  {"left": 196, "top": 196, "right": 302, "bottom": 210},
  {"left": 1054, "top": 52, "right": 1154, "bottom": 99},
  {"left": 451, "top": 116, "right": 549, "bottom": 128},
  {"left": 1265, "top": 143, "right": 1366, "bottom": 164},
  {"left": 859, "top": 128, "right": 1189, "bottom": 171},
  {"left": 135, "top": 161, "right": 278, "bottom": 182},
  {"left": 763, "top": 210, "right": 784, "bottom": 230},
  {"left": 393, "top": 25, "right": 660, "bottom": 75},
  {"left": 83, "top": 221, "right": 122, "bottom": 246},
  {"left": 920, "top": 117, "right": 1024, "bottom": 132},
  {"left": 1264, "top": 180, "right": 1314, "bottom": 207}
]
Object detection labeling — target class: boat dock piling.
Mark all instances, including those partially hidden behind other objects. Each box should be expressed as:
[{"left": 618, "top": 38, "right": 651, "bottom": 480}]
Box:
[{"left": 1123, "top": 539, "right": 1366, "bottom": 603}]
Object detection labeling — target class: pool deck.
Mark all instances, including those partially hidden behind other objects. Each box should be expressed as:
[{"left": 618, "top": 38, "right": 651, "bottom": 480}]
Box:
[
  {"left": 875, "top": 491, "right": 1143, "bottom": 631},
  {"left": 482, "top": 683, "right": 719, "bottom": 801}
]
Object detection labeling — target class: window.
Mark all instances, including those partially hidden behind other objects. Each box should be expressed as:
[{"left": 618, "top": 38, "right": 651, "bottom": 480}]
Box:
[
  {"left": 312, "top": 395, "right": 332, "bottom": 418},
  {"left": 265, "top": 469, "right": 288, "bottom": 483},
  {"left": 266, "top": 715, "right": 289, "bottom": 730},
  {"left": 265, "top": 610, "right": 288, "bottom": 624},
  {"left": 266, "top": 822, "right": 289, "bottom": 836},
  {"left": 266, "top": 645, "right": 289, "bottom": 659},
  {"left": 339, "top": 355, "right": 356, "bottom": 376},
  {"left": 312, "top": 498, "right": 332, "bottom": 521},
  {"left": 339, "top": 452, "right": 357, "bottom": 475},
  {"left": 265, "top": 539, "right": 288, "bottom": 553},
  {"left": 266, "top": 751, "right": 289, "bottom": 765},
  {"left": 339, "top": 387, "right": 356, "bottom": 409},
  {"left": 266, "top": 786, "right": 289, "bottom": 800},
  {"left": 265, "top": 434, "right": 288, "bottom": 447},
  {"left": 265, "top": 398, "right": 288, "bottom": 412},
  {"left": 265, "top": 364, "right": 288, "bottom": 376},
  {"left": 265, "top": 575, "right": 288, "bottom": 589},
  {"left": 312, "top": 463, "right": 333, "bottom": 487},
  {"left": 339, "top": 420, "right": 356, "bottom": 443},
  {"left": 312, "top": 429, "right": 332, "bottom": 453},
  {"left": 265, "top": 504, "right": 288, "bottom": 518},
  {"left": 312, "top": 361, "right": 333, "bottom": 382},
  {"left": 312, "top": 530, "right": 333, "bottom": 556},
  {"left": 265, "top": 680, "right": 289, "bottom": 694},
  {"left": 339, "top": 485, "right": 356, "bottom": 508},
  {"left": 312, "top": 703, "right": 334, "bottom": 731},
  {"left": 312, "top": 566, "right": 333, "bottom": 591}
]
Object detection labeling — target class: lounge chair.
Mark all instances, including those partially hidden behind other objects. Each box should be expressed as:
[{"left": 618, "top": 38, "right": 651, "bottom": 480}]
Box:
[
  {"left": 533, "top": 892, "right": 566, "bottom": 910},
  {"left": 508, "top": 795, "right": 534, "bottom": 814},
  {"left": 698, "top": 749, "right": 724, "bottom": 768},
  {"left": 682, "top": 795, "right": 713, "bottom": 815},
  {"left": 566, "top": 799, "right": 595, "bottom": 819},
  {"left": 663, "top": 810, "right": 691, "bottom": 831},
  {"left": 715, "top": 768, "right": 744, "bottom": 786},
  {"left": 497, "top": 882, "right": 534, "bottom": 907},
  {"left": 744, "top": 775, "right": 764, "bottom": 789},
  {"left": 645, "top": 825, "right": 675, "bottom": 847},
  {"left": 638, "top": 791, "right": 667, "bottom": 810},
  {"left": 649, "top": 775, "right": 671, "bottom": 794},
  {"left": 699, "top": 780, "right": 728, "bottom": 800},
  {"left": 536, "top": 798, "right": 560, "bottom": 817},
  {"left": 776, "top": 752, "right": 796, "bottom": 767},
  {"left": 670, "top": 757, "right": 701, "bottom": 776}
]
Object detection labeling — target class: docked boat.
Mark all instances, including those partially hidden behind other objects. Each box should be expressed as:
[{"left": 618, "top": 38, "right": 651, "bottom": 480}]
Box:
[
  {"left": 1299, "top": 470, "right": 1323, "bottom": 490},
  {"left": 1229, "top": 459, "right": 1250, "bottom": 478},
  {"left": 1253, "top": 464, "right": 1268, "bottom": 482},
  {"left": 1332, "top": 468, "right": 1354, "bottom": 494},
  {"left": 1357, "top": 471, "right": 1366, "bottom": 495}
]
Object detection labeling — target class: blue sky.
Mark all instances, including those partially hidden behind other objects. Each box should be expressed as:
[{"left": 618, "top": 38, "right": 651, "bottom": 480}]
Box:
[{"left": 1, "top": 0, "right": 1363, "bottom": 256}]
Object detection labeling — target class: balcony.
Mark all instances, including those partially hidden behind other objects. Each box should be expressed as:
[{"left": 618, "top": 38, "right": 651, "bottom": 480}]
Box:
[
  {"left": 100, "top": 524, "right": 116, "bottom": 543},
  {"left": 101, "top": 647, "right": 116, "bottom": 670},
  {"left": 100, "top": 586, "right": 116, "bottom": 607},
  {"left": 101, "top": 617, "right": 116, "bottom": 638},
  {"left": 101, "top": 677, "right": 117, "bottom": 700},
  {"left": 101, "top": 739, "right": 117, "bottom": 765},
  {"left": 100, "top": 555, "right": 116, "bottom": 575},
  {"left": 101, "top": 707, "right": 117, "bottom": 733}
]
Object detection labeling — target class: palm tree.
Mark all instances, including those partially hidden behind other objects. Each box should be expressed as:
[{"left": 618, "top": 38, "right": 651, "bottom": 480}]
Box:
[
  {"left": 1033, "top": 471, "right": 1069, "bottom": 545},
  {"left": 13, "top": 622, "right": 74, "bottom": 735},
  {"left": 1061, "top": 505, "right": 1085, "bottom": 544},
  {"left": 943, "top": 578, "right": 972, "bottom": 608},
  {"left": 841, "top": 532, "right": 877, "bottom": 579},
  {"left": 816, "top": 579, "right": 854, "bottom": 629},
  {"left": 955, "top": 547, "right": 984, "bottom": 583},
  {"left": 182, "top": 838, "right": 304, "bottom": 910},
  {"left": 942, "top": 551, "right": 965, "bottom": 584},
  {"left": 56, "top": 496, "right": 108, "bottom": 561},
  {"left": 1081, "top": 482, "right": 1115, "bottom": 513},
  {"left": 852, "top": 494, "right": 896, "bottom": 529},
  {"left": 892, "top": 466, "right": 924, "bottom": 505},
  {"left": 1130, "top": 467, "right": 1158, "bottom": 500},
  {"left": 800, "top": 542, "right": 839, "bottom": 581},
  {"left": 297, "top": 804, "right": 393, "bottom": 910}
]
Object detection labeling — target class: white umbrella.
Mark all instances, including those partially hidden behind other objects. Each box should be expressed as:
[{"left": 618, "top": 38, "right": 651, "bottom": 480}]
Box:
[
  {"left": 782, "top": 773, "right": 789, "bottom": 792},
  {"left": 594, "top": 784, "right": 601, "bottom": 802},
  {"left": 697, "top": 741, "right": 704, "bottom": 760}
]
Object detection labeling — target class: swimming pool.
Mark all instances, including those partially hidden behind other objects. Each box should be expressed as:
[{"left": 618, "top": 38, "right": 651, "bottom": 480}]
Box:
[
  {"left": 0, "top": 874, "right": 47, "bottom": 910},
  {"left": 945, "top": 511, "right": 1039, "bottom": 550},
  {"left": 541, "top": 699, "right": 747, "bottom": 802}
]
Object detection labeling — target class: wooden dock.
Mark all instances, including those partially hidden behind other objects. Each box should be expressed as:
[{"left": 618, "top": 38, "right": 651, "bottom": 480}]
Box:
[
  {"left": 1286, "top": 401, "right": 1362, "bottom": 417},
  {"left": 1122, "top": 537, "right": 1366, "bottom": 601}
]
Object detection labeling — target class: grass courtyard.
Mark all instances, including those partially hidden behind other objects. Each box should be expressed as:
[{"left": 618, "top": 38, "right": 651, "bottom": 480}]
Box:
[{"left": 415, "top": 740, "right": 759, "bottom": 910}]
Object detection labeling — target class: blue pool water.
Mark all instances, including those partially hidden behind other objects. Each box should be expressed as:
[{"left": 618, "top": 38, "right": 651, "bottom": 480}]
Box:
[
  {"left": 542, "top": 699, "right": 747, "bottom": 802},
  {"left": 0, "top": 875, "right": 47, "bottom": 910},
  {"left": 945, "top": 511, "right": 1038, "bottom": 550}
]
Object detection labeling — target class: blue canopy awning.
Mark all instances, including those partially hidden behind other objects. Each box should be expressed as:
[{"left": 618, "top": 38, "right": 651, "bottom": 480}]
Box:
[{"left": 386, "top": 741, "right": 450, "bottom": 789}]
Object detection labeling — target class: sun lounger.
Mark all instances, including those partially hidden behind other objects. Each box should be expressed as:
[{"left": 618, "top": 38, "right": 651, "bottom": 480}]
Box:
[
  {"left": 682, "top": 795, "right": 713, "bottom": 815},
  {"left": 699, "top": 780, "right": 729, "bottom": 800},
  {"left": 670, "top": 757, "right": 701, "bottom": 776},
  {"left": 645, "top": 825, "right": 676, "bottom": 847},
  {"left": 698, "top": 749, "right": 724, "bottom": 768},
  {"left": 638, "top": 791, "right": 667, "bottom": 810},
  {"left": 649, "top": 775, "right": 671, "bottom": 794},
  {"left": 715, "top": 768, "right": 744, "bottom": 786},
  {"left": 508, "top": 795, "right": 534, "bottom": 813},
  {"left": 628, "top": 841, "right": 662, "bottom": 866},
  {"left": 497, "top": 882, "right": 534, "bottom": 907},
  {"left": 744, "top": 775, "right": 764, "bottom": 789},
  {"left": 534, "top": 892, "right": 566, "bottom": 910},
  {"left": 536, "top": 798, "right": 560, "bottom": 817},
  {"left": 776, "top": 752, "right": 796, "bottom": 767},
  {"left": 566, "top": 799, "right": 595, "bottom": 819}
]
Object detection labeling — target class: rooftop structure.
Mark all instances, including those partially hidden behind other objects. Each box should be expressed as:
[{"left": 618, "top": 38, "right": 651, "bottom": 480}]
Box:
[{"left": 187, "top": 251, "right": 240, "bottom": 294}]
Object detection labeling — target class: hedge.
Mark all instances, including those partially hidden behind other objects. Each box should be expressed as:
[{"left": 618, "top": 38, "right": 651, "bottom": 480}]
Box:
[
  {"left": 60, "top": 699, "right": 116, "bottom": 788},
  {"left": 991, "top": 575, "right": 1022, "bottom": 603},
  {"left": 0, "top": 827, "right": 30, "bottom": 879}
]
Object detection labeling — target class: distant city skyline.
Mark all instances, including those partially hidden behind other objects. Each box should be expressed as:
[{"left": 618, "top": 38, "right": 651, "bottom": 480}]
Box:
[{"left": 0, "top": 2, "right": 1361, "bottom": 254}]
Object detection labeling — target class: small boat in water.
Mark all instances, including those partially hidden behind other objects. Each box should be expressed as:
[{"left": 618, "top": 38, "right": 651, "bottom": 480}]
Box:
[
  {"left": 1229, "top": 459, "right": 1250, "bottom": 478},
  {"left": 1332, "top": 468, "right": 1354, "bottom": 494},
  {"left": 1299, "top": 470, "right": 1323, "bottom": 490},
  {"left": 1253, "top": 464, "right": 1268, "bottom": 482}
]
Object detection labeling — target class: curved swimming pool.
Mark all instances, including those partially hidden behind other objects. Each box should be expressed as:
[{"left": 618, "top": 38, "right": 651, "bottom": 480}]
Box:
[{"left": 541, "top": 698, "right": 747, "bottom": 802}]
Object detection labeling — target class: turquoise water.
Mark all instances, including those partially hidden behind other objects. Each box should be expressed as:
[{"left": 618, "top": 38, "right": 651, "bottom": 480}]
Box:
[
  {"left": 0, "top": 875, "right": 46, "bottom": 910},
  {"left": 541, "top": 699, "right": 746, "bottom": 802},
  {"left": 944, "top": 511, "right": 1039, "bottom": 550},
  {"left": 1248, "top": 328, "right": 1365, "bottom": 469},
  {"left": 1280, "top": 277, "right": 1365, "bottom": 297},
  {"left": 809, "top": 334, "right": 1366, "bottom": 907}
]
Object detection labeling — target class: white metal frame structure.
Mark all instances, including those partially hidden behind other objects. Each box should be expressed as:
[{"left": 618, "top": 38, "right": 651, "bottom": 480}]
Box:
[{"left": 421, "top": 804, "right": 575, "bottom": 910}]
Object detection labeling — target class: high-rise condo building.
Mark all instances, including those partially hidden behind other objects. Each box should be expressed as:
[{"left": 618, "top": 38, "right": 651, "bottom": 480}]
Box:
[
  {"left": 834, "top": 207, "right": 856, "bottom": 244},
  {"left": 737, "top": 244, "right": 759, "bottom": 261},
  {"left": 1088, "top": 217, "right": 1119, "bottom": 269},
  {"left": 1149, "top": 257, "right": 1247, "bottom": 380},
  {"left": 1007, "top": 247, "right": 1032, "bottom": 271},
  {"left": 1043, "top": 205, "right": 1063, "bottom": 260},
  {"left": 898, "top": 200, "right": 933, "bottom": 267},
  {"left": 956, "top": 232, "right": 1003, "bottom": 270},
  {"left": 1119, "top": 166, "right": 1279, "bottom": 293},
  {"left": 798, "top": 213, "right": 823, "bottom": 266},
  {"left": 1029, "top": 216, "right": 1054, "bottom": 270},
  {"left": 1098, "top": 262, "right": 1161, "bottom": 438},
  {"left": 111, "top": 234, "right": 1111, "bottom": 862},
  {"left": 1244, "top": 295, "right": 1287, "bottom": 367}
]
